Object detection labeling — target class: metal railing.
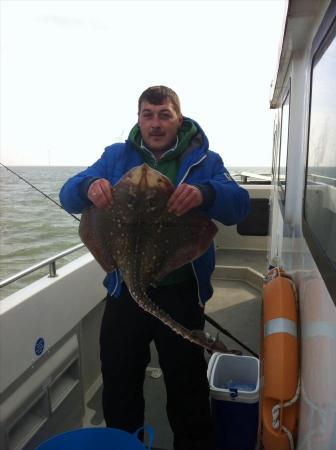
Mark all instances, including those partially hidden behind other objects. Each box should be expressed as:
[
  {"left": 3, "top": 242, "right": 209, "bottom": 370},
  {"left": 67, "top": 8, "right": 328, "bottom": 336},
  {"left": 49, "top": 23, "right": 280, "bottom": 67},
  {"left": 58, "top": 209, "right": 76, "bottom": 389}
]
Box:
[
  {"left": 232, "top": 172, "right": 272, "bottom": 184},
  {"left": 309, "top": 173, "right": 336, "bottom": 187},
  {"left": 0, "top": 243, "right": 85, "bottom": 288},
  {"left": 240, "top": 171, "right": 272, "bottom": 183}
]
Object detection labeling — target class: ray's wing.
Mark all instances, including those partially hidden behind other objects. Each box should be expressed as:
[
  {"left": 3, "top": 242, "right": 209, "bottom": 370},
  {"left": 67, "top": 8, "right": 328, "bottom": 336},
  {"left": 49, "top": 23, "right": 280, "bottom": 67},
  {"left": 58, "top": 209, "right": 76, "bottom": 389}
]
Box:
[
  {"left": 79, "top": 206, "right": 118, "bottom": 272},
  {"left": 148, "top": 209, "right": 218, "bottom": 284}
]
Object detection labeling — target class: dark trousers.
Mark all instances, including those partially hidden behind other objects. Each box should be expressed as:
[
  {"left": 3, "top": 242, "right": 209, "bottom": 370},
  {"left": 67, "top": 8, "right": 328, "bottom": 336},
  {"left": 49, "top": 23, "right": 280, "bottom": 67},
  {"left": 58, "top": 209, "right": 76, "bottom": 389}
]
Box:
[{"left": 100, "top": 279, "right": 216, "bottom": 450}]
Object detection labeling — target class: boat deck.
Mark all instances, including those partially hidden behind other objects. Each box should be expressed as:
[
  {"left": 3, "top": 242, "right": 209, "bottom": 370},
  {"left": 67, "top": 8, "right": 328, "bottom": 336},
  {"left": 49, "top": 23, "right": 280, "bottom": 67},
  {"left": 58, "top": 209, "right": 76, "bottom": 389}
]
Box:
[{"left": 82, "top": 249, "right": 266, "bottom": 450}]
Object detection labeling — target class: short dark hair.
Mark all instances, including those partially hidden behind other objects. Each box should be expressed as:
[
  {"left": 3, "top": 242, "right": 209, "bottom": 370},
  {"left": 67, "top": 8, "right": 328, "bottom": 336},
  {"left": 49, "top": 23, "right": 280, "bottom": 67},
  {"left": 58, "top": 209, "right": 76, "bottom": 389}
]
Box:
[{"left": 138, "top": 85, "right": 181, "bottom": 115}]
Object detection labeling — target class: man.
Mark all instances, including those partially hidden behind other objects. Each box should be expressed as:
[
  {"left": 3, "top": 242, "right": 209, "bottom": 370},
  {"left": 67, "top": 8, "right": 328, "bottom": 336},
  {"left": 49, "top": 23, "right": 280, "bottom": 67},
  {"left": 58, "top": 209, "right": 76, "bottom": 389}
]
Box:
[{"left": 60, "top": 86, "right": 250, "bottom": 450}]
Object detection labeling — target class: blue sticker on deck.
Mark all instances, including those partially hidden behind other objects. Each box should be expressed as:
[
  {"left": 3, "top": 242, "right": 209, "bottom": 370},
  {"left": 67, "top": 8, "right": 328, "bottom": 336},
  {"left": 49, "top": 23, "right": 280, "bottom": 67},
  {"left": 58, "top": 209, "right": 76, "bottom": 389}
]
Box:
[{"left": 35, "top": 337, "right": 45, "bottom": 356}]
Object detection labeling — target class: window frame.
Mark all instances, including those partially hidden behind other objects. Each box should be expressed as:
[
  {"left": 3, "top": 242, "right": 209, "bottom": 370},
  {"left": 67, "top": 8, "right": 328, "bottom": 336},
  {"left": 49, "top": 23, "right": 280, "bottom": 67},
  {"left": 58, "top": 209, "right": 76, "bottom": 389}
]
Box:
[
  {"left": 302, "top": 3, "right": 336, "bottom": 302},
  {"left": 271, "top": 111, "right": 281, "bottom": 182},
  {"left": 277, "top": 83, "right": 291, "bottom": 207}
]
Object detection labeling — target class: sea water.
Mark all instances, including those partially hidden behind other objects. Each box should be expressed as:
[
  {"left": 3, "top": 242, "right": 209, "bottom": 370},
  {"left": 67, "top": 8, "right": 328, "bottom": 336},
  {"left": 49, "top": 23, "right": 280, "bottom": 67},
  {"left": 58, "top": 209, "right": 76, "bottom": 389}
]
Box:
[
  {"left": 0, "top": 165, "right": 270, "bottom": 300},
  {"left": 0, "top": 166, "right": 86, "bottom": 299}
]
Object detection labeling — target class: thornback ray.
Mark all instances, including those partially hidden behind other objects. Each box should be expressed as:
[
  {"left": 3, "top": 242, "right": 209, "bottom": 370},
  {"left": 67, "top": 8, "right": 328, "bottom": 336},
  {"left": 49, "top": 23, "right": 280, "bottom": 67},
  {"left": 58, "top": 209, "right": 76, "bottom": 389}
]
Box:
[{"left": 79, "top": 163, "right": 236, "bottom": 353}]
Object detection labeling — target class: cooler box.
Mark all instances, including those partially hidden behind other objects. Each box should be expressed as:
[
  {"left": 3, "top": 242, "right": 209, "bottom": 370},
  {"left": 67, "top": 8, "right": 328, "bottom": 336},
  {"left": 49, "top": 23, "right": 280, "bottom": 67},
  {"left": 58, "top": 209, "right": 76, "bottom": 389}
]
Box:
[{"left": 207, "top": 353, "right": 259, "bottom": 450}]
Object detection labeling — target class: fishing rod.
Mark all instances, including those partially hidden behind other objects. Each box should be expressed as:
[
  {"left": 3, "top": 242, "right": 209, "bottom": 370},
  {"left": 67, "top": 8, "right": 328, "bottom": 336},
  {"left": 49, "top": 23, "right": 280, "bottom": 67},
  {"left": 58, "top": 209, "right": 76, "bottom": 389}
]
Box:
[
  {"left": 204, "top": 313, "right": 258, "bottom": 357},
  {"left": 0, "top": 162, "right": 80, "bottom": 222},
  {"left": 1, "top": 162, "right": 258, "bottom": 357}
]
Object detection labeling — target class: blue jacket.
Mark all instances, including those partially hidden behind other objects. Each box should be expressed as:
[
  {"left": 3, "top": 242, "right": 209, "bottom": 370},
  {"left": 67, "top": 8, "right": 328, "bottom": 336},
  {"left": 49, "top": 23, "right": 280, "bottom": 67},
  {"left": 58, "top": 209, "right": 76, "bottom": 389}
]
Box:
[{"left": 60, "top": 119, "right": 250, "bottom": 304}]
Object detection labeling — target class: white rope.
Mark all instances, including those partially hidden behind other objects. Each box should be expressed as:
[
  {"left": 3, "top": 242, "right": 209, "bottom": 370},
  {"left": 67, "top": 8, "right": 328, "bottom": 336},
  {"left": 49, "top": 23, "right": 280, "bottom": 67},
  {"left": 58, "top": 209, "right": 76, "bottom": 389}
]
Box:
[
  {"left": 282, "top": 426, "right": 295, "bottom": 450},
  {"left": 271, "top": 380, "right": 300, "bottom": 450}
]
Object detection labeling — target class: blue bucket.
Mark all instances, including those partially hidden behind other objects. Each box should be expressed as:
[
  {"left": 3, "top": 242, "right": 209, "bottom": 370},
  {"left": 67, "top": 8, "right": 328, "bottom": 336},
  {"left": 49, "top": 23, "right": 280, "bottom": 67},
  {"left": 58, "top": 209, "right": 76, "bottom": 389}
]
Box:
[{"left": 35, "top": 426, "right": 154, "bottom": 450}]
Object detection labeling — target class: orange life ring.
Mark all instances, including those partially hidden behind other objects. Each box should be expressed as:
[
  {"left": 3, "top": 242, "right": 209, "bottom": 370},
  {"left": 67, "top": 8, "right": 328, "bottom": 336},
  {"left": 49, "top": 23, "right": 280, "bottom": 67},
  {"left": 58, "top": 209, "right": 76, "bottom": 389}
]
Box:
[{"left": 261, "top": 268, "right": 299, "bottom": 450}]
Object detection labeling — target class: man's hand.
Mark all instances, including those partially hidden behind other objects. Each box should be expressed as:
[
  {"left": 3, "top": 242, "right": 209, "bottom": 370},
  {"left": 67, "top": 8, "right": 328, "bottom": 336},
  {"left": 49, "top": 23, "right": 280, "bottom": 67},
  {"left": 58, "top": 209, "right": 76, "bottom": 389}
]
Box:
[
  {"left": 167, "top": 184, "right": 203, "bottom": 216},
  {"left": 88, "top": 179, "right": 113, "bottom": 209}
]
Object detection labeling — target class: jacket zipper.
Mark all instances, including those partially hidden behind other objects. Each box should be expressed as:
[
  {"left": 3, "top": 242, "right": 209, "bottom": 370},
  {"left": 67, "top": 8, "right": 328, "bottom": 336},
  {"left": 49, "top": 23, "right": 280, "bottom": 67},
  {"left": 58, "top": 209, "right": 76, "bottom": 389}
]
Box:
[
  {"left": 178, "top": 154, "right": 207, "bottom": 185},
  {"left": 179, "top": 153, "right": 208, "bottom": 305},
  {"left": 191, "top": 262, "right": 204, "bottom": 306}
]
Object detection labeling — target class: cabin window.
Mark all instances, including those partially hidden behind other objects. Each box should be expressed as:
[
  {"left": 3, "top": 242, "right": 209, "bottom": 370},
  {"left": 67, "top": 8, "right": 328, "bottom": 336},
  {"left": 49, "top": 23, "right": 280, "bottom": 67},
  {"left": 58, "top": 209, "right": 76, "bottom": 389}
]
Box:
[
  {"left": 278, "top": 91, "right": 290, "bottom": 202},
  {"left": 304, "top": 18, "right": 336, "bottom": 297},
  {"left": 271, "top": 116, "right": 280, "bottom": 180}
]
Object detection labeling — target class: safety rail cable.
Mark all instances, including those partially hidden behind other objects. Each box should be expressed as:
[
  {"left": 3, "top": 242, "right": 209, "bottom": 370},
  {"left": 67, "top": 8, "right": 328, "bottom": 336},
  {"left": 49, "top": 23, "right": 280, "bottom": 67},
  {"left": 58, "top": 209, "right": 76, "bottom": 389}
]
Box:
[{"left": 0, "top": 243, "right": 85, "bottom": 288}]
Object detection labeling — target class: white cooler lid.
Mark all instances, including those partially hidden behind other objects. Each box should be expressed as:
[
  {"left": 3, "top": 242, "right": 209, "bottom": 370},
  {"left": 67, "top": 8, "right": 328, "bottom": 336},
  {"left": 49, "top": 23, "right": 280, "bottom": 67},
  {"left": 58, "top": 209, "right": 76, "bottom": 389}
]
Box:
[{"left": 207, "top": 352, "right": 260, "bottom": 403}]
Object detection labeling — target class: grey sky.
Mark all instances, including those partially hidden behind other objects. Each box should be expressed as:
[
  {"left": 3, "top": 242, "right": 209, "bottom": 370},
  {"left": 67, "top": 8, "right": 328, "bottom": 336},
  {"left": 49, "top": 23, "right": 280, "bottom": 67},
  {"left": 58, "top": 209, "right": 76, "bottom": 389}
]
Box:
[{"left": 1, "top": 0, "right": 285, "bottom": 167}]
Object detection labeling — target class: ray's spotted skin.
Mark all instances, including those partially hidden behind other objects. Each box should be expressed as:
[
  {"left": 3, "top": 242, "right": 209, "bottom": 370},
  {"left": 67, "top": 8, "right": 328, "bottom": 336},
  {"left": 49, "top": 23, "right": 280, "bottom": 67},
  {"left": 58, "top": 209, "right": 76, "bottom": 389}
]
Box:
[{"left": 79, "top": 164, "right": 236, "bottom": 354}]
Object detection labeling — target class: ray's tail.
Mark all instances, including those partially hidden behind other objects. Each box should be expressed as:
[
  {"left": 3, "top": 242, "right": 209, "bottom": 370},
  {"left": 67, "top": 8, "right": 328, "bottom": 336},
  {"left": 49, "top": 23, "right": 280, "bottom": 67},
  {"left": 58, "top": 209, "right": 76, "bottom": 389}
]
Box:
[{"left": 130, "top": 289, "right": 239, "bottom": 354}]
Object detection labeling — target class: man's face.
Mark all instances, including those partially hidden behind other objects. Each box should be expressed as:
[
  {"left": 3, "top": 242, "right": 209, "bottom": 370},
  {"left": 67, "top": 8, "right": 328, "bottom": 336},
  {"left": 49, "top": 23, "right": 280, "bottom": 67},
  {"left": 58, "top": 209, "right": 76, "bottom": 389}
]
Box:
[{"left": 138, "top": 100, "right": 183, "bottom": 155}]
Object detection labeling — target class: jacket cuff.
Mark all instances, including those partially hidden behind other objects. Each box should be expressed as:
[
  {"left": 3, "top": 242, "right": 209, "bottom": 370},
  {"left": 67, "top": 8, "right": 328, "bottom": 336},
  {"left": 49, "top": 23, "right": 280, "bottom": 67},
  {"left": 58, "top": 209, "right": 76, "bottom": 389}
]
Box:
[
  {"left": 192, "top": 183, "right": 216, "bottom": 209},
  {"left": 79, "top": 177, "right": 100, "bottom": 201}
]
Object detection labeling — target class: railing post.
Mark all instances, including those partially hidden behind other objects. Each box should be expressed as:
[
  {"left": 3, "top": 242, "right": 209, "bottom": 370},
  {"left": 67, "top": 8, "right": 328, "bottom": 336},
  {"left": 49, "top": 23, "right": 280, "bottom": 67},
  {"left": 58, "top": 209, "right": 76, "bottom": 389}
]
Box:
[
  {"left": 0, "top": 243, "right": 85, "bottom": 289},
  {"left": 49, "top": 261, "right": 57, "bottom": 278}
]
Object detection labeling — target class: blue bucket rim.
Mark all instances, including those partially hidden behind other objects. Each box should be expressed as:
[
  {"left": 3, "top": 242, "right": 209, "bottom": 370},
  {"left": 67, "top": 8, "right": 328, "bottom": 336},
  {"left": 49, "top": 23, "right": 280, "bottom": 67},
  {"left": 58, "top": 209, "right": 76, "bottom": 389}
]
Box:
[{"left": 35, "top": 425, "right": 154, "bottom": 450}]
